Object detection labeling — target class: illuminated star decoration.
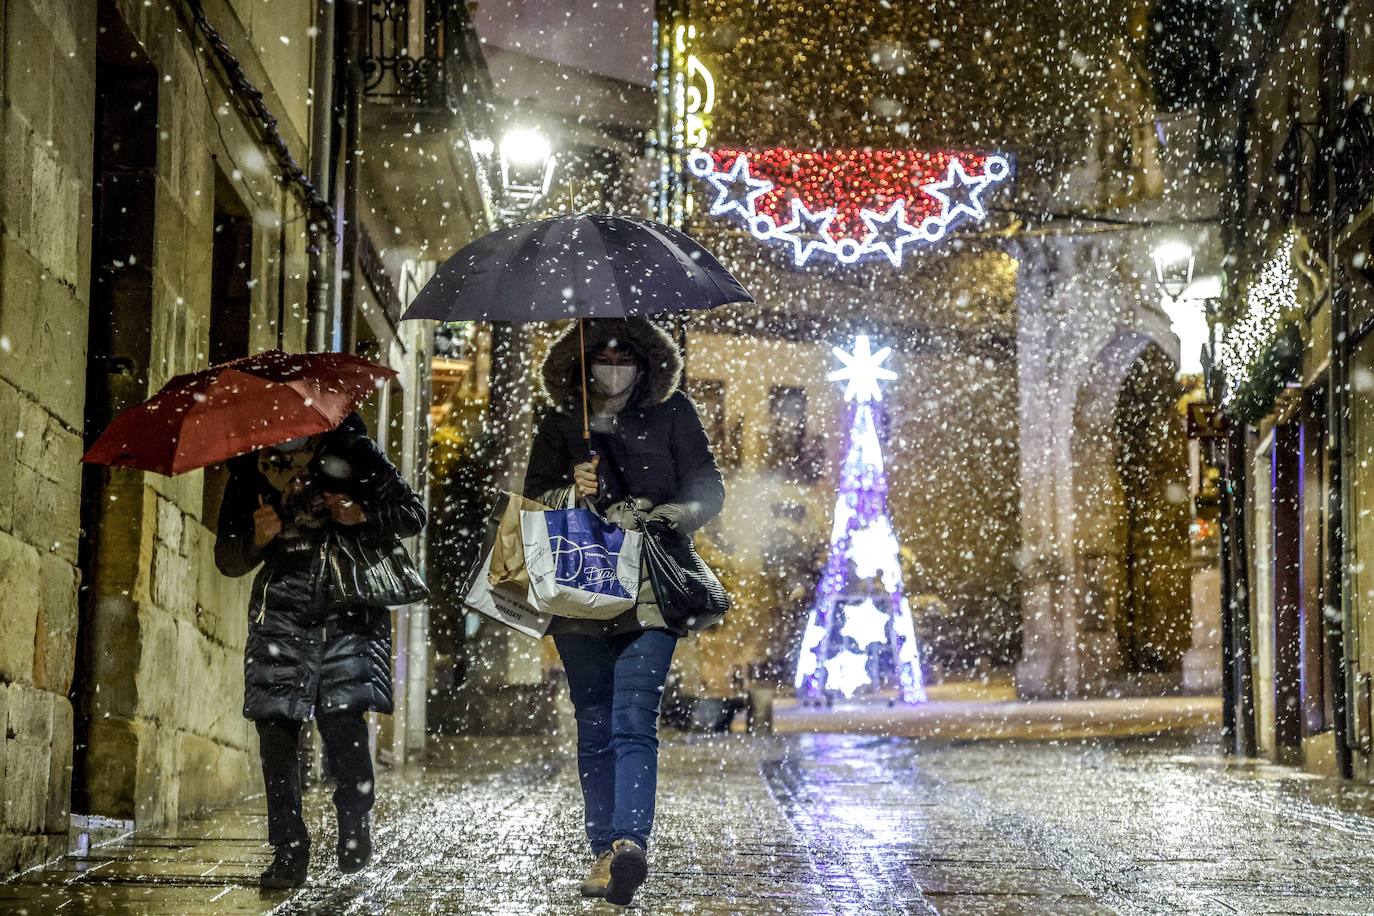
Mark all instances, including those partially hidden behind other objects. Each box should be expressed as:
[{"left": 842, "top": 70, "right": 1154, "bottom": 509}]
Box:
[
  {"left": 772, "top": 198, "right": 838, "bottom": 265},
  {"left": 859, "top": 200, "right": 922, "bottom": 267},
  {"left": 705, "top": 153, "right": 773, "bottom": 219},
  {"left": 828, "top": 334, "right": 897, "bottom": 403},
  {"left": 922, "top": 158, "right": 994, "bottom": 225},
  {"left": 822, "top": 645, "right": 874, "bottom": 698},
  {"left": 839, "top": 598, "right": 893, "bottom": 651},
  {"left": 685, "top": 148, "right": 1011, "bottom": 269}
]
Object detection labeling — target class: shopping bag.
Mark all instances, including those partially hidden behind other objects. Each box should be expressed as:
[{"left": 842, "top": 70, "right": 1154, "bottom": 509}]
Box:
[
  {"left": 521, "top": 498, "right": 643, "bottom": 619},
  {"left": 487, "top": 490, "right": 553, "bottom": 592},
  {"left": 638, "top": 519, "right": 730, "bottom": 633},
  {"left": 461, "top": 493, "right": 551, "bottom": 638}
]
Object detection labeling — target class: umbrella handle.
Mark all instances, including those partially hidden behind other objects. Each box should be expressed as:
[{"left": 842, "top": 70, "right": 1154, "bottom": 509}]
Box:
[{"left": 579, "top": 318, "right": 591, "bottom": 443}]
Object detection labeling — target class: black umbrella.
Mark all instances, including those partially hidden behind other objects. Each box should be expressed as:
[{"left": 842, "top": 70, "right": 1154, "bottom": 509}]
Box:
[{"left": 403, "top": 214, "right": 752, "bottom": 438}]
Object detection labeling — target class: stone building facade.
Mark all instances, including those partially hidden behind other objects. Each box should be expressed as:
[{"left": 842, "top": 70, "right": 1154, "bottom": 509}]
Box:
[
  {"left": 0, "top": 0, "right": 485, "bottom": 874},
  {"left": 1212, "top": 0, "right": 1374, "bottom": 778},
  {"left": 1013, "top": 234, "right": 1190, "bottom": 697}
]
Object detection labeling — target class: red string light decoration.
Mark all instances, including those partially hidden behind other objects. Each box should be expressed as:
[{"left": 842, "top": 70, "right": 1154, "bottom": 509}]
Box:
[{"left": 686, "top": 146, "right": 1011, "bottom": 267}]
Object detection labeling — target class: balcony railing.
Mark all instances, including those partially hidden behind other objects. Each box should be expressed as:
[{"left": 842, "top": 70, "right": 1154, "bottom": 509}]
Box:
[
  {"left": 361, "top": 0, "right": 494, "bottom": 120},
  {"left": 358, "top": 225, "right": 404, "bottom": 328},
  {"left": 1273, "top": 120, "right": 1319, "bottom": 222},
  {"left": 362, "top": 0, "right": 446, "bottom": 104},
  {"left": 1335, "top": 94, "right": 1374, "bottom": 229},
  {"left": 1266, "top": 99, "right": 1374, "bottom": 232}
]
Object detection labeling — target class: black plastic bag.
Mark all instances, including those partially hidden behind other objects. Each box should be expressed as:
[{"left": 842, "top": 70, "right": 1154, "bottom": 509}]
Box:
[{"left": 640, "top": 521, "right": 730, "bottom": 632}]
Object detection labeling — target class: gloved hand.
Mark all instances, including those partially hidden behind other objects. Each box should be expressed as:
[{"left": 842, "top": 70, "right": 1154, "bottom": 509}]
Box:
[
  {"left": 605, "top": 497, "right": 652, "bottom": 531},
  {"left": 645, "top": 502, "right": 694, "bottom": 532}
]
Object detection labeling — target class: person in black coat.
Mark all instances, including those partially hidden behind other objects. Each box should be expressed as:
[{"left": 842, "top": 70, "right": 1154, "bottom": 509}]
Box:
[
  {"left": 215, "top": 412, "right": 425, "bottom": 889},
  {"left": 524, "top": 317, "right": 724, "bottom": 905}
]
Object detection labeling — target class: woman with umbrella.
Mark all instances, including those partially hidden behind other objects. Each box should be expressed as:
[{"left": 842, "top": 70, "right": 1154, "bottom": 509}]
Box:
[
  {"left": 524, "top": 317, "right": 724, "bottom": 905},
  {"left": 404, "top": 213, "right": 748, "bottom": 905},
  {"left": 214, "top": 412, "right": 425, "bottom": 889},
  {"left": 85, "top": 351, "right": 426, "bottom": 890}
]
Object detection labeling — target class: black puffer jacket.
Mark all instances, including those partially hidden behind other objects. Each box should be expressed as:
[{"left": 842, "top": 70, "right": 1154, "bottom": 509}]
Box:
[
  {"left": 523, "top": 319, "right": 725, "bottom": 636},
  {"left": 215, "top": 414, "right": 425, "bottom": 721}
]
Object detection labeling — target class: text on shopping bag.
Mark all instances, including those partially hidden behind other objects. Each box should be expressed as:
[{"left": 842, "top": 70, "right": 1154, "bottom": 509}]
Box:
[{"left": 543, "top": 510, "right": 636, "bottom": 598}]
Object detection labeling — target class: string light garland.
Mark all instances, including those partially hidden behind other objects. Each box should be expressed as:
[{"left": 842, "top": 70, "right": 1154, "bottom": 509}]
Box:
[
  {"left": 686, "top": 147, "right": 1010, "bottom": 267},
  {"left": 181, "top": 0, "right": 336, "bottom": 238},
  {"left": 1214, "top": 230, "right": 1299, "bottom": 405},
  {"left": 795, "top": 336, "right": 926, "bottom": 703}
]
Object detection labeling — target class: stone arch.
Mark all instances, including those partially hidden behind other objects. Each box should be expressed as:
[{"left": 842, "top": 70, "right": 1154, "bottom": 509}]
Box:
[
  {"left": 1067, "top": 335, "right": 1192, "bottom": 691},
  {"left": 1013, "top": 231, "right": 1185, "bottom": 698}
]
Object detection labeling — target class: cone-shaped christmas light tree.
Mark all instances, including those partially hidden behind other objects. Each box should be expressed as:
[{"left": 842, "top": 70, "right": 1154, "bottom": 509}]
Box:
[{"left": 795, "top": 336, "right": 926, "bottom": 703}]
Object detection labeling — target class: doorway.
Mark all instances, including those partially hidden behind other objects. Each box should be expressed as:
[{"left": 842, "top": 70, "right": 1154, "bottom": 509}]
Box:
[
  {"left": 71, "top": 2, "right": 159, "bottom": 816},
  {"left": 1113, "top": 346, "right": 1192, "bottom": 674}
]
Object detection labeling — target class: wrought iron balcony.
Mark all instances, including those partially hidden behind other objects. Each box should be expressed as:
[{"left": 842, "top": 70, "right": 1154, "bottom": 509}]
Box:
[
  {"left": 1335, "top": 94, "right": 1374, "bottom": 229},
  {"left": 1266, "top": 99, "right": 1374, "bottom": 232},
  {"left": 1273, "top": 120, "right": 1319, "bottom": 222},
  {"left": 361, "top": 0, "right": 494, "bottom": 122},
  {"left": 357, "top": 0, "right": 502, "bottom": 251}
]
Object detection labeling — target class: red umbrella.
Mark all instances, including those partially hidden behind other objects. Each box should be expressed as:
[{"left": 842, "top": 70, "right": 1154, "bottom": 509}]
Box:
[{"left": 83, "top": 350, "right": 396, "bottom": 476}]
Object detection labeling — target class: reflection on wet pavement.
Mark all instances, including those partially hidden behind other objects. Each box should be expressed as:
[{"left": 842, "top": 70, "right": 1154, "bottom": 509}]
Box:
[{"left": 5, "top": 732, "right": 1374, "bottom": 913}]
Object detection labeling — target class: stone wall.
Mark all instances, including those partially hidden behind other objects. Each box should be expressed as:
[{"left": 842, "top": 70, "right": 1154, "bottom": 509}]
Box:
[
  {"left": 81, "top": 0, "right": 320, "bottom": 831},
  {"left": 0, "top": 0, "right": 97, "bottom": 873},
  {"left": 1013, "top": 234, "right": 1183, "bottom": 698},
  {"left": 0, "top": 0, "right": 322, "bottom": 874}
]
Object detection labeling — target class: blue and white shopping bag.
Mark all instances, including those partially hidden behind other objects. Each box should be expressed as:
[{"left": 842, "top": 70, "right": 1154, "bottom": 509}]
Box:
[{"left": 521, "top": 502, "right": 642, "bottom": 619}]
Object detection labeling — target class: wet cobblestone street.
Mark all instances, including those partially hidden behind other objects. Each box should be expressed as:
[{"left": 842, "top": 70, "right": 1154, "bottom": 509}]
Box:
[{"left": 7, "top": 731, "right": 1374, "bottom": 914}]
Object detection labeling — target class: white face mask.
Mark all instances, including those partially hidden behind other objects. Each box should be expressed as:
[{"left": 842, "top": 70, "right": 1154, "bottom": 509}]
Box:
[{"left": 591, "top": 363, "right": 639, "bottom": 397}]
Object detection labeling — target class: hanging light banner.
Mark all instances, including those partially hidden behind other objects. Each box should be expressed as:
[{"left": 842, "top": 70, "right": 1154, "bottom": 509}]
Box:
[
  {"left": 686, "top": 147, "right": 1012, "bottom": 268},
  {"left": 672, "top": 25, "right": 715, "bottom": 149}
]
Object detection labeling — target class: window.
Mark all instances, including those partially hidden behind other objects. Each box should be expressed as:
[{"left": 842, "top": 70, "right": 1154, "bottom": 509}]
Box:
[
  {"left": 202, "top": 168, "right": 255, "bottom": 529},
  {"left": 687, "top": 378, "right": 739, "bottom": 471},
  {"left": 769, "top": 385, "right": 821, "bottom": 483}
]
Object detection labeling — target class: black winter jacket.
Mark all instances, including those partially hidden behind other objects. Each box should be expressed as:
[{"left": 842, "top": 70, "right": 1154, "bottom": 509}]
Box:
[
  {"left": 215, "top": 414, "right": 426, "bottom": 721},
  {"left": 523, "top": 318, "right": 725, "bottom": 636},
  {"left": 524, "top": 391, "right": 724, "bottom": 531}
]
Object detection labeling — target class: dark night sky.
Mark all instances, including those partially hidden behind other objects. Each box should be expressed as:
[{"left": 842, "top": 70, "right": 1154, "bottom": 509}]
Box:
[{"left": 473, "top": 0, "right": 655, "bottom": 86}]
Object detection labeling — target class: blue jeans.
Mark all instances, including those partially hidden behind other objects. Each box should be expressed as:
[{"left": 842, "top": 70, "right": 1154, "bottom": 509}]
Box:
[{"left": 554, "top": 629, "right": 678, "bottom": 854}]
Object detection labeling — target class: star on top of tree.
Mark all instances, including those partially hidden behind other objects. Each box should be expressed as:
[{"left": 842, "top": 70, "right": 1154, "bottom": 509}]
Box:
[{"left": 829, "top": 334, "right": 897, "bottom": 403}]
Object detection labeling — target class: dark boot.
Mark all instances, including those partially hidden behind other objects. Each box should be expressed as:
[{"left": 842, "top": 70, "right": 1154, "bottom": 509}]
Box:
[
  {"left": 260, "top": 839, "right": 310, "bottom": 889},
  {"left": 605, "top": 838, "right": 648, "bottom": 906},
  {"left": 337, "top": 811, "right": 372, "bottom": 873}
]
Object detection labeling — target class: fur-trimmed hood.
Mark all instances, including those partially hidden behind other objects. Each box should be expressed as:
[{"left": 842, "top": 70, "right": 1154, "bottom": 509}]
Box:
[{"left": 539, "top": 318, "right": 683, "bottom": 411}]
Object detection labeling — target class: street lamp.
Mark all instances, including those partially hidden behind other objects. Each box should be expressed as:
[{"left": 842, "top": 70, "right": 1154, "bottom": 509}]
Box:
[
  {"left": 1153, "top": 240, "right": 1196, "bottom": 301},
  {"left": 498, "top": 127, "right": 556, "bottom": 209},
  {"left": 499, "top": 128, "right": 552, "bottom": 169},
  {"left": 1151, "top": 240, "right": 1222, "bottom": 378}
]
